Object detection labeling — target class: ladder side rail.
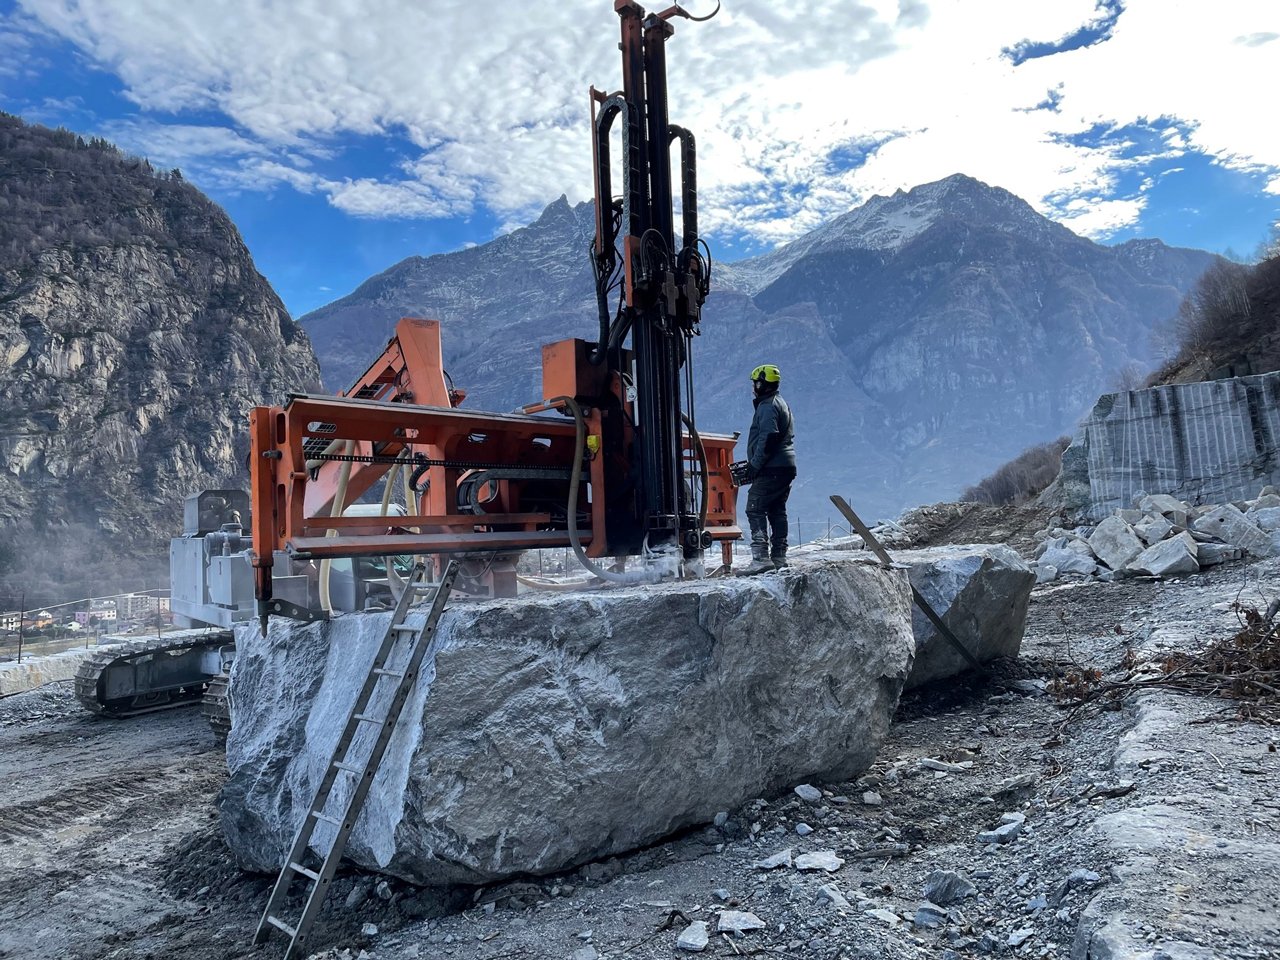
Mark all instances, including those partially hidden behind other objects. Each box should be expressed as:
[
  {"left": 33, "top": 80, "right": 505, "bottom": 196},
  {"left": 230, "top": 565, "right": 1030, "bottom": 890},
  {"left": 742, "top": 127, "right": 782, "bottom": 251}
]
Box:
[
  {"left": 282, "top": 561, "right": 459, "bottom": 960},
  {"left": 255, "top": 563, "right": 430, "bottom": 946}
]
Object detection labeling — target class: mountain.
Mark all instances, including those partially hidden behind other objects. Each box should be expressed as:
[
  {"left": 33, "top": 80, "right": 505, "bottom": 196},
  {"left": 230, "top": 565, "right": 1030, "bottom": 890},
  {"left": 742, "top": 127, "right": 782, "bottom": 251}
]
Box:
[
  {"left": 301, "top": 175, "right": 1218, "bottom": 526},
  {"left": 0, "top": 114, "right": 321, "bottom": 597}
]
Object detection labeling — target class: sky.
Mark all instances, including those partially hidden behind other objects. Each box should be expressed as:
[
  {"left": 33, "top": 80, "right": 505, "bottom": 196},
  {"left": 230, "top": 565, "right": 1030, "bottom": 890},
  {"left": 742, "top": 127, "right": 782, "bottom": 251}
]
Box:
[{"left": 1, "top": 0, "right": 1278, "bottom": 317}]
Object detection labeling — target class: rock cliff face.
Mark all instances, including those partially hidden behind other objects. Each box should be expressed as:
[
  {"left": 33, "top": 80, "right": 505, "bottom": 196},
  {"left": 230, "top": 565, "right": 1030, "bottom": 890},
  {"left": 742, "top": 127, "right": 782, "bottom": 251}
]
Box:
[
  {"left": 303, "top": 175, "right": 1216, "bottom": 524},
  {"left": 0, "top": 115, "right": 320, "bottom": 594},
  {"left": 1055, "top": 372, "right": 1280, "bottom": 520}
]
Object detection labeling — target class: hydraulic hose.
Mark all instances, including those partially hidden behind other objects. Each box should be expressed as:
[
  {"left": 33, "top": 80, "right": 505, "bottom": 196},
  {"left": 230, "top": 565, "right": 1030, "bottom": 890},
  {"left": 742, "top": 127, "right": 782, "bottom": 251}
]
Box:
[
  {"left": 381, "top": 463, "right": 407, "bottom": 598},
  {"left": 318, "top": 439, "right": 355, "bottom": 613},
  {"left": 551, "top": 395, "right": 660, "bottom": 585},
  {"left": 682, "top": 411, "right": 709, "bottom": 533}
]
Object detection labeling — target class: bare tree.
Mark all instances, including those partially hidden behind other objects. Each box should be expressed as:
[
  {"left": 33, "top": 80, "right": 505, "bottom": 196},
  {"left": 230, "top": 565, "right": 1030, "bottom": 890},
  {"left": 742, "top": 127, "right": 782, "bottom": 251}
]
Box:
[
  {"left": 961, "top": 436, "right": 1072, "bottom": 506},
  {"left": 1109, "top": 362, "right": 1147, "bottom": 392}
]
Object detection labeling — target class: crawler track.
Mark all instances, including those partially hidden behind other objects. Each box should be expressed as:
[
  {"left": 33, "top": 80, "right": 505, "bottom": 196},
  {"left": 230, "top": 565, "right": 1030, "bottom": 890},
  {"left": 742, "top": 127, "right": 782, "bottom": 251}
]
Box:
[
  {"left": 74, "top": 631, "right": 233, "bottom": 718},
  {"left": 202, "top": 673, "right": 231, "bottom": 745}
]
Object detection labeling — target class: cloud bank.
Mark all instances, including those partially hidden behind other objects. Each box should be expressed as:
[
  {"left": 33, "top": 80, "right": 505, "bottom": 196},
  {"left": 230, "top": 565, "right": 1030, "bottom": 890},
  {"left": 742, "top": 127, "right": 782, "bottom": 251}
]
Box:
[{"left": 11, "top": 0, "right": 1280, "bottom": 244}]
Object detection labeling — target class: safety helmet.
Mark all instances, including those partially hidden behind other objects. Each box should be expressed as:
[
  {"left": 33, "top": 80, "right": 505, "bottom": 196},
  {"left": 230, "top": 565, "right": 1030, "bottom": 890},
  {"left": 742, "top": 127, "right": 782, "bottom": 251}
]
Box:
[{"left": 751, "top": 364, "right": 781, "bottom": 385}]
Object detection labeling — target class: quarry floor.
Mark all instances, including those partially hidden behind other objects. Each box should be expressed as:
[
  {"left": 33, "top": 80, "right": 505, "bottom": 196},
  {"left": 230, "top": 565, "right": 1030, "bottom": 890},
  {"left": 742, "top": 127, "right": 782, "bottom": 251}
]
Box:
[{"left": 1, "top": 557, "right": 1278, "bottom": 960}]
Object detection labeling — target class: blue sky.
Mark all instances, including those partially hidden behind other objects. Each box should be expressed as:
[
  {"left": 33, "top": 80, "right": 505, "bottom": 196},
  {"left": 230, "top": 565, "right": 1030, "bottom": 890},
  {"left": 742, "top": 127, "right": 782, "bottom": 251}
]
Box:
[{"left": 2, "top": 0, "right": 1278, "bottom": 317}]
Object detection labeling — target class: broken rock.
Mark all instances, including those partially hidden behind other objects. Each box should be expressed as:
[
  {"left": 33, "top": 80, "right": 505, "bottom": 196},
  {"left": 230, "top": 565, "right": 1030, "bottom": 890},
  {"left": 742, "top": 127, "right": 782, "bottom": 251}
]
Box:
[
  {"left": 220, "top": 558, "right": 914, "bottom": 885},
  {"left": 1192, "top": 505, "right": 1274, "bottom": 558},
  {"left": 1088, "top": 516, "right": 1145, "bottom": 570},
  {"left": 676, "top": 921, "right": 709, "bottom": 952},
  {"left": 717, "top": 911, "right": 766, "bottom": 935},
  {"left": 815, "top": 884, "right": 851, "bottom": 909},
  {"left": 795, "top": 850, "right": 845, "bottom": 872},
  {"left": 923, "top": 870, "right": 977, "bottom": 906},
  {"left": 753, "top": 849, "right": 793, "bottom": 870},
  {"left": 1127, "top": 533, "right": 1200, "bottom": 577},
  {"left": 895, "top": 545, "right": 1036, "bottom": 688}
]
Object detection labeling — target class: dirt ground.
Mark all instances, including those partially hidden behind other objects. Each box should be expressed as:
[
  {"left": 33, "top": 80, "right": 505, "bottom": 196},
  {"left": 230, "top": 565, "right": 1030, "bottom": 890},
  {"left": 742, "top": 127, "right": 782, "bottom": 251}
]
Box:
[{"left": 1, "top": 553, "right": 1277, "bottom": 960}]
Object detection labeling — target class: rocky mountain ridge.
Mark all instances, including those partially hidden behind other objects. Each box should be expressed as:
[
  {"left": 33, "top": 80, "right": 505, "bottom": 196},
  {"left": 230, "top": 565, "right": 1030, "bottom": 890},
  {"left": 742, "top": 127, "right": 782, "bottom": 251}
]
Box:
[
  {"left": 303, "top": 174, "right": 1219, "bottom": 524},
  {"left": 0, "top": 114, "right": 321, "bottom": 596}
]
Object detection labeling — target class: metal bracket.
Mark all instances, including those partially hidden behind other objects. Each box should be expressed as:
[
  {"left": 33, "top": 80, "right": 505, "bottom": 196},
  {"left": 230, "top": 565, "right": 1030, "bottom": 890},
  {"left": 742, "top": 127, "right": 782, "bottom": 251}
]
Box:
[{"left": 259, "top": 598, "right": 329, "bottom": 624}]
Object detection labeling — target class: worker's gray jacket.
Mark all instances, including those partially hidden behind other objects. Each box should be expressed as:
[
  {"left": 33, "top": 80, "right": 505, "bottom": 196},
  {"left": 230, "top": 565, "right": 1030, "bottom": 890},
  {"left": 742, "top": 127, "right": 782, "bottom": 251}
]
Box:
[{"left": 747, "top": 392, "right": 796, "bottom": 473}]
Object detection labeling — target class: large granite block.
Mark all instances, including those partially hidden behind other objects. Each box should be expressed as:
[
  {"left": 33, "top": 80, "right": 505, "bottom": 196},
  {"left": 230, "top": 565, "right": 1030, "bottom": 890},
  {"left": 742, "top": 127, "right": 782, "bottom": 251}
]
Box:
[{"left": 220, "top": 559, "right": 915, "bottom": 886}]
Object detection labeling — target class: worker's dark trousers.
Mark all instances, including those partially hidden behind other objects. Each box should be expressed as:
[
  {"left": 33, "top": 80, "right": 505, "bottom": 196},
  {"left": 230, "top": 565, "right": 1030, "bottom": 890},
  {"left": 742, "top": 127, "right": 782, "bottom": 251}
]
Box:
[{"left": 746, "top": 469, "right": 795, "bottom": 559}]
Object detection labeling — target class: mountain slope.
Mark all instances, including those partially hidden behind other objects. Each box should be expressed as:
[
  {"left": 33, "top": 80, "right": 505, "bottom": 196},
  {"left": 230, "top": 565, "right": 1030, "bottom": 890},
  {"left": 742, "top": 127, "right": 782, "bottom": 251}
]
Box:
[
  {"left": 0, "top": 114, "right": 321, "bottom": 596},
  {"left": 301, "top": 175, "right": 1218, "bottom": 525}
]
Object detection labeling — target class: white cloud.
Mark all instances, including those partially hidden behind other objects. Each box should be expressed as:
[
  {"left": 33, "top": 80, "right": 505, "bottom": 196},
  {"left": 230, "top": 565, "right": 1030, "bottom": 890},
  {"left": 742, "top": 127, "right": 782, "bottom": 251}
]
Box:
[
  {"left": 13, "top": 0, "right": 1280, "bottom": 244},
  {"left": 98, "top": 119, "right": 270, "bottom": 167}
]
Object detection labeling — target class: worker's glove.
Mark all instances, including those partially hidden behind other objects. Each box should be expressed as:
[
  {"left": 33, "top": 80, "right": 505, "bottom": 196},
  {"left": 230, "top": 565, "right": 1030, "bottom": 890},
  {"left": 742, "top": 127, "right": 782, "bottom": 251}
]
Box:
[{"left": 744, "top": 464, "right": 759, "bottom": 484}]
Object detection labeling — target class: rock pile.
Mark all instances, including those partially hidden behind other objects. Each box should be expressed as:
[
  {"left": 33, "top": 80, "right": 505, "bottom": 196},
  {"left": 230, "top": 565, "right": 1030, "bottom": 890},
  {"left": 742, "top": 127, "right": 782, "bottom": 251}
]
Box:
[{"left": 1033, "top": 487, "right": 1278, "bottom": 583}]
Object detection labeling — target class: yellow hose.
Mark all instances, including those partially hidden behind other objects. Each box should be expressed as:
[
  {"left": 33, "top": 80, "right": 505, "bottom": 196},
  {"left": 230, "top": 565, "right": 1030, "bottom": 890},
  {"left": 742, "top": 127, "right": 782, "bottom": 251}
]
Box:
[
  {"left": 318, "top": 439, "right": 355, "bottom": 613},
  {"left": 381, "top": 463, "right": 406, "bottom": 597}
]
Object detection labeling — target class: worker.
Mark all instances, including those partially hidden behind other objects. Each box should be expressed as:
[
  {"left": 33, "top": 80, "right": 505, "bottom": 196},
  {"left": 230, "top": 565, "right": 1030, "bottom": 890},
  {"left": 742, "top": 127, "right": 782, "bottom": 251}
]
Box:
[{"left": 742, "top": 363, "right": 796, "bottom": 573}]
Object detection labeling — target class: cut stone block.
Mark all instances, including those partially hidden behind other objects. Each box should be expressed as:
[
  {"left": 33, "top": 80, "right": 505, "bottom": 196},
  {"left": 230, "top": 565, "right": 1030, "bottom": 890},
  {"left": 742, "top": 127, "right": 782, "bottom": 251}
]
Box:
[
  {"left": 1196, "top": 543, "right": 1241, "bottom": 566},
  {"left": 1038, "top": 546, "right": 1098, "bottom": 577},
  {"left": 1128, "top": 533, "right": 1200, "bottom": 577},
  {"left": 1065, "top": 538, "right": 1096, "bottom": 557},
  {"left": 1139, "top": 495, "right": 1189, "bottom": 529},
  {"left": 1245, "top": 506, "right": 1280, "bottom": 533},
  {"left": 1133, "top": 514, "right": 1174, "bottom": 546},
  {"left": 1191, "top": 505, "right": 1274, "bottom": 558},
  {"left": 1088, "top": 516, "right": 1144, "bottom": 571},
  {"left": 0, "top": 644, "right": 96, "bottom": 697},
  {"left": 220, "top": 558, "right": 915, "bottom": 886}
]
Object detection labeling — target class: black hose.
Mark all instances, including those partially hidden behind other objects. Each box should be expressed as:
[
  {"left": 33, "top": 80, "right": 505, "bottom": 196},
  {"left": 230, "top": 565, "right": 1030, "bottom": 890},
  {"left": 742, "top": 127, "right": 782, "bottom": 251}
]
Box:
[
  {"left": 551, "top": 395, "right": 657, "bottom": 585},
  {"left": 682, "top": 411, "right": 709, "bottom": 532}
]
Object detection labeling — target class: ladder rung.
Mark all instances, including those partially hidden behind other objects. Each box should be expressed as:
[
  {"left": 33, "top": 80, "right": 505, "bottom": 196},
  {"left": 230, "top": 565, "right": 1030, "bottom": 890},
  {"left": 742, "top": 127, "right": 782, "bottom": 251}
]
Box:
[
  {"left": 266, "top": 915, "right": 297, "bottom": 938},
  {"left": 255, "top": 561, "right": 459, "bottom": 954},
  {"left": 289, "top": 861, "right": 320, "bottom": 881}
]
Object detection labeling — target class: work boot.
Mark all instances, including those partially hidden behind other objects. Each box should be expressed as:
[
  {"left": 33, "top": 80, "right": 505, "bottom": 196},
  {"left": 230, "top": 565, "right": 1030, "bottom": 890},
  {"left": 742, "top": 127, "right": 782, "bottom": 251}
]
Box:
[
  {"left": 770, "top": 551, "right": 788, "bottom": 569},
  {"left": 743, "top": 545, "right": 775, "bottom": 575}
]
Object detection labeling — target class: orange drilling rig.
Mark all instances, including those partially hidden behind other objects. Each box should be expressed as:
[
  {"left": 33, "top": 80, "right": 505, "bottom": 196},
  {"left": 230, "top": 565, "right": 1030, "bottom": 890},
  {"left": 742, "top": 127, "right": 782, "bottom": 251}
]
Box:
[
  {"left": 246, "top": 0, "right": 739, "bottom": 631},
  {"left": 80, "top": 0, "right": 738, "bottom": 722}
]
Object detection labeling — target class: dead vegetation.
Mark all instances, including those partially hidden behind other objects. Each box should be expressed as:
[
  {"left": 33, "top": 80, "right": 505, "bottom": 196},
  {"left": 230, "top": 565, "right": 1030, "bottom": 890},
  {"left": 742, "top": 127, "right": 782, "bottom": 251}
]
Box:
[
  {"left": 1049, "top": 600, "right": 1280, "bottom": 725},
  {"left": 1150, "top": 249, "right": 1280, "bottom": 385},
  {"left": 959, "top": 436, "right": 1071, "bottom": 506}
]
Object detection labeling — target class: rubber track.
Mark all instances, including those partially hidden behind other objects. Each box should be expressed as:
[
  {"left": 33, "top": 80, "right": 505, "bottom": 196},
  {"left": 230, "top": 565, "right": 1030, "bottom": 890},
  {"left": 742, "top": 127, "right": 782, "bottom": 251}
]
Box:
[{"left": 74, "top": 630, "right": 233, "bottom": 718}]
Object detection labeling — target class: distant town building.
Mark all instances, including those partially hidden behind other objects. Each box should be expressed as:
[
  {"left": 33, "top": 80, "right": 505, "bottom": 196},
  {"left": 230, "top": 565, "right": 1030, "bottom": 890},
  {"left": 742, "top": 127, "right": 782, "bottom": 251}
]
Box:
[
  {"left": 89, "top": 599, "right": 118, "bottom": 625},
  {"left": 117, "top": 594, "right": 171, "bottom": 619},
  {"left": 0, "top": 611, "right": 20, "bottom": 632}
]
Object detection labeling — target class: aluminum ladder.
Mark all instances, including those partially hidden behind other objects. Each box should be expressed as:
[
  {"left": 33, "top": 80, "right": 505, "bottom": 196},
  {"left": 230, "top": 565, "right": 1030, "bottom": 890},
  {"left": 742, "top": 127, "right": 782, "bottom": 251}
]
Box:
[{"left": 254, "top": 559, "right": 460, "bottom": 960}]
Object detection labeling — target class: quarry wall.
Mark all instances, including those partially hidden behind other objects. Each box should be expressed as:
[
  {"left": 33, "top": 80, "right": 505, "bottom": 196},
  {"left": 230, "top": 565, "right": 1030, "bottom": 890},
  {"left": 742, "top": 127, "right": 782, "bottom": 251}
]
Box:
[{"left": 1057, "top": 371, "right": 1280, "bottom": 520}]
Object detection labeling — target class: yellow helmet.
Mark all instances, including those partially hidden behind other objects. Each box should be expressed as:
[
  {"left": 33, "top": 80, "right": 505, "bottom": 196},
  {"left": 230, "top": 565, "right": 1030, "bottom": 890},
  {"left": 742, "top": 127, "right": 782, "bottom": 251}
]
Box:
[{"left": 751, "top": 364, "right": 781, "bottom": 385}]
